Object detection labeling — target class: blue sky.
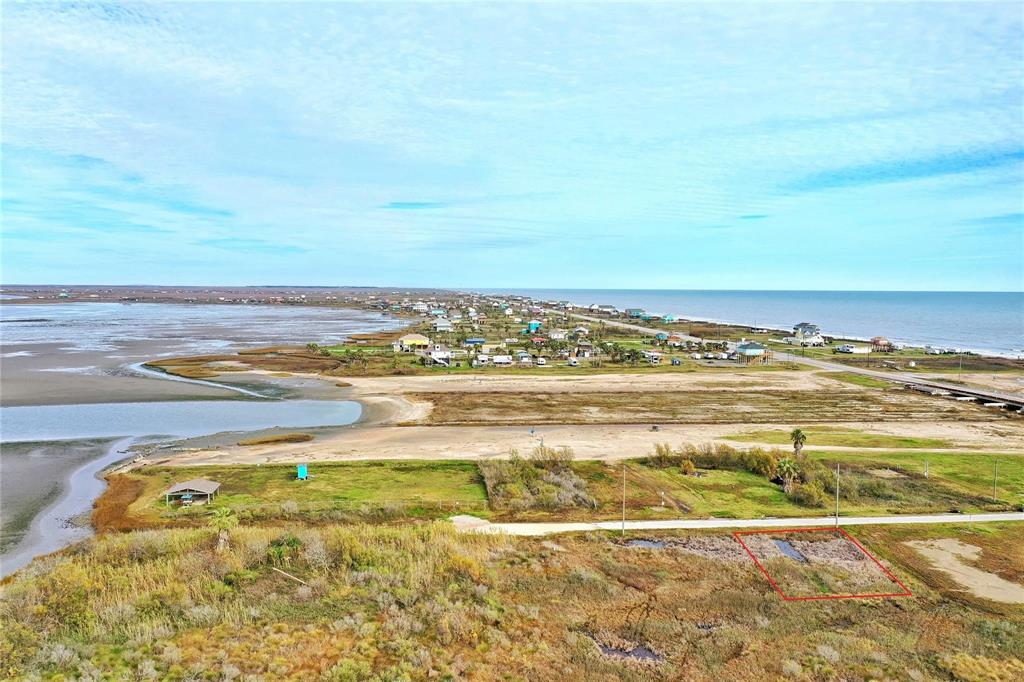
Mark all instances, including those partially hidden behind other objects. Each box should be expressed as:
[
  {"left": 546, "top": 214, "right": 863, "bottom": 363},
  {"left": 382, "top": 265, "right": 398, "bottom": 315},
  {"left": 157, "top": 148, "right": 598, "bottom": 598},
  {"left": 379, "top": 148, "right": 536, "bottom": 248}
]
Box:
[{"left": 1, "top": 1, "right": 1021, "bottom": 291}]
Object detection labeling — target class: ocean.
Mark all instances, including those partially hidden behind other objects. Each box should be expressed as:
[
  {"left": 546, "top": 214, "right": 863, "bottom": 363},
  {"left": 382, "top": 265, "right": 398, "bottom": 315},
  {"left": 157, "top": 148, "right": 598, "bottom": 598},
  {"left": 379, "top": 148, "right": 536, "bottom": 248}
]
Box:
[{"left": 475, "top": 289, "right": 1023, "bottom": 357}]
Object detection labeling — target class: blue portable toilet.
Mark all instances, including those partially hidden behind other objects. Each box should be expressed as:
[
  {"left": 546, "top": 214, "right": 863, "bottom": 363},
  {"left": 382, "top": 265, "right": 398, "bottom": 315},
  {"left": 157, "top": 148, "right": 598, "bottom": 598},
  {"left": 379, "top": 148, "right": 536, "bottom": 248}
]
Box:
[{"left": 297, "top": 464, "right": 308, "bottom": 480}]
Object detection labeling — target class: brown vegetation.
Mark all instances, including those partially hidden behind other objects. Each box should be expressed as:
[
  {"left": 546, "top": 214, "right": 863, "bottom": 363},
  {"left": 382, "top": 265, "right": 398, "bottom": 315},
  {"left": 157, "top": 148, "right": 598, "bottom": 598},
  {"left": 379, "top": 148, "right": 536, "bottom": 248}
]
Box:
[
  {"left": 411, "top": 389, "right": 1007, "bottom": 425},
  {"left": 92, "top": 475, "right": 150, "bottom": 532},
  {"left": 146, "top": 348, "right": 345, "bottom": 376},
  {"left": 479, "top": 447, "right": 597, "bottom": 512},
  {"left": 237, "top": 433, "right": 315, "bottom": 446},
  {"left": 2, "top": 521, "right": 1021, "bottom": 680}
]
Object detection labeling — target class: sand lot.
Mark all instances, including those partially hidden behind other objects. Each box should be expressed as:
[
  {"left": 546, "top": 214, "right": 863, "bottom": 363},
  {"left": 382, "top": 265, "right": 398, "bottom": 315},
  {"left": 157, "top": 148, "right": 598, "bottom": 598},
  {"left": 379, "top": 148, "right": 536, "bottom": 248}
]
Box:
[
  {"left": 906, "top": 538, "right": 1024, "bottom": 604},
  {"left": 150, "top": 419, "right": 1021, "bottom": 467}
]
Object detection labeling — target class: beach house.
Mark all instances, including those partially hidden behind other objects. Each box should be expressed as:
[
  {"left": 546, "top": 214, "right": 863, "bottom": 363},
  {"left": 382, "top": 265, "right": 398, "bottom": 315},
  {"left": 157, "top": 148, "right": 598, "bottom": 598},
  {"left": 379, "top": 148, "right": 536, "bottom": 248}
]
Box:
[
  {"left": 784, "top": 322, "right": 825, "bottom": 347},
  {"left": 422, "top": 343, "right": 452, "bottom": 366},
  {"left": 164, "top": 479, "right": 220, "bottom": 506},
  {"left": 393, "top": 333, "right": 430, "bottom": 352},
  {"left": 736, "top": 341, "right": 773, "bottom": 365}
]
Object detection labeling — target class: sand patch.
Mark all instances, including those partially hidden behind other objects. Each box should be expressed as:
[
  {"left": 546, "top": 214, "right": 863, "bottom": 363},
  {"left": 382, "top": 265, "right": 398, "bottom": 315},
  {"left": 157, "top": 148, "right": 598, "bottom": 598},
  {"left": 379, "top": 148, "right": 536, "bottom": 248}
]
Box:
[
  {"left": 906, "top": 538, "right": 1024, "bottom": 604},
  {"left": 868, "top": 468, "right": 907, "bottom": 479}
]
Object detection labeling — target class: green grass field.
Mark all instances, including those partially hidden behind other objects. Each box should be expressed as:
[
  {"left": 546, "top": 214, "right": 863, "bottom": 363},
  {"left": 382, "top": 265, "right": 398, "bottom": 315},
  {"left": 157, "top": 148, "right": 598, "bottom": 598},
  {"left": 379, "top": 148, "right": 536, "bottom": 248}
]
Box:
[
  {"left": 820, "top": 371, "right": 894, "bottom": 388},
  {"left": 116, "top": 449, "right": 1023, "bottom": 528},
  {"left": 726, "top": 427, "right": 955, "bottom": 449},
  {"left": 127, "top": 460, "right": 488, "bottom": 522},
  {"left": 805, "top": 449, "right": 1024, "bottom": 503}
]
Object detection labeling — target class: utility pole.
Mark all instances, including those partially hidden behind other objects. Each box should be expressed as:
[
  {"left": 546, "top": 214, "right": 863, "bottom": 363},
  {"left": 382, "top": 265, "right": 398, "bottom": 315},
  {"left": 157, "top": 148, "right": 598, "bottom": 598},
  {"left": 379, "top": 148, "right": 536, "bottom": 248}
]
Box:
[
  {"left": 622, "top": 462, "right": 627, "bottom": 537},
  {"left": 835, "top": 463, "right": 840, "bottom": 527},
  {"left": 993, "top": 460, "right": 999, "bottom": 503}
]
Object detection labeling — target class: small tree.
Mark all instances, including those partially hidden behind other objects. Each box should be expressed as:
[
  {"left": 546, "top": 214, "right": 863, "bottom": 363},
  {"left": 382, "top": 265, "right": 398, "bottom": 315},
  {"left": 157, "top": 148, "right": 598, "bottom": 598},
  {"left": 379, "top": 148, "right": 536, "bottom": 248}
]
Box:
[
  {"left": 790, "top": 429, "right": 807, "bottom": 458},
  {"left": 529, "top": 444, "right": 574, "bottom": 471},
  {"left": 210, "top": 507, "right": 238, "bottom": 553},
  {"left": 680, "top": 459, "right": 696, "bottom": 476},
  {"left": 306, "top": 342, "right": 320, "bottom": 354},
  {"left": 650, "top": 443, "right": 677, "bottom": 468},
  {"left": 777, "top": 457, "right": 801, "bottom": 494}
]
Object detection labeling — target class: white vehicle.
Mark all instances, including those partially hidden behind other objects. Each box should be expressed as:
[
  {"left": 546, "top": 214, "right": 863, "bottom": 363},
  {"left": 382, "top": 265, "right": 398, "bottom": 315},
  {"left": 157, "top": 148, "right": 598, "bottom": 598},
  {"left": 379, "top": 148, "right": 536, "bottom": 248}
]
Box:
[
  {"left": 568, "top": 357, "right": 579, "bottom": 367},
  {"left": 536, "top": 357, "right": 547, "bottom": 366},
  {"left": 691, "top": 353, "right": 702, "bottom": 360},
  {"left": 703, "top": 352, "right": 715, "bottom": 359},
  {"left": 716, "top": 352, "right": 728, "bottom": 360}
]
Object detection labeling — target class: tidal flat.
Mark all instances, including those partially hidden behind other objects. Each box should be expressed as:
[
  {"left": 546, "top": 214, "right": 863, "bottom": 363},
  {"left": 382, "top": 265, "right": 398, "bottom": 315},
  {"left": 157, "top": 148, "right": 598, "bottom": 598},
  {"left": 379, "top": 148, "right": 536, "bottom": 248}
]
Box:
[{"left": 0, "top": 438, "right": 116, "bottom": 555}]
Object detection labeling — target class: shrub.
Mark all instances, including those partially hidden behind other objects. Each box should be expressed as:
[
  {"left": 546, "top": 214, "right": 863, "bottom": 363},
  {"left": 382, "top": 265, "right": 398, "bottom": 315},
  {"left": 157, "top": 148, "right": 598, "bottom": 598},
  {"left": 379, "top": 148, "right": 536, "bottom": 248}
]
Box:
[
  {"left": 529, "top": 445, "right": 575, "bottom": 471},
  {"left": 680, "top": 459, "right": 696, "bottom": 476},
  {"left": 787, "top": 481, "right": 827, "bottom": 508},
  {"left": 649, "top": 443, "right": 679, "bottom": 468},
  {"left": 740, "top": 447, "right": 779, "bottom": 478},
  {"left": 478, "top": 449, "right": 595, "bottom": 510}
]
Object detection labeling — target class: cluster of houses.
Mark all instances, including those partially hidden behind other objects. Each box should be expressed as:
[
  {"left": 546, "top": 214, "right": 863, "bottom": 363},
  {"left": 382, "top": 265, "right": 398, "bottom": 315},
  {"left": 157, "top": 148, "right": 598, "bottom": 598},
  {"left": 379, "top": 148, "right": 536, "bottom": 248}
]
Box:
[{"left": 391, "top": 317, "right": 596, "bottom": 367}]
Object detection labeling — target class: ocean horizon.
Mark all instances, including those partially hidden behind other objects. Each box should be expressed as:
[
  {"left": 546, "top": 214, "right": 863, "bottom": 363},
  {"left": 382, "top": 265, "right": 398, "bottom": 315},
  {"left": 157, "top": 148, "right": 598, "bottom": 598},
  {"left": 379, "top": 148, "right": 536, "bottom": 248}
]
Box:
[{"left": 474, "top": 289, "right": 1024, "bottom": 357}]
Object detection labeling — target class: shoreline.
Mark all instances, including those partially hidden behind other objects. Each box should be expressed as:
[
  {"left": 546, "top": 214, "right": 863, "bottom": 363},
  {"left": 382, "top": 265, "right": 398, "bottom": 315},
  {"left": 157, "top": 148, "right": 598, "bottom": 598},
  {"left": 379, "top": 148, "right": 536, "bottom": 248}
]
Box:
[
  {"left": 467, "top": 288, "right": 1023, "bottom": 358},
  {"left": 4, "top": 291, "right": 1019, "bottom": 358},
  {"left": 0, "top": 436, "right": 137, "bottom": 578}
]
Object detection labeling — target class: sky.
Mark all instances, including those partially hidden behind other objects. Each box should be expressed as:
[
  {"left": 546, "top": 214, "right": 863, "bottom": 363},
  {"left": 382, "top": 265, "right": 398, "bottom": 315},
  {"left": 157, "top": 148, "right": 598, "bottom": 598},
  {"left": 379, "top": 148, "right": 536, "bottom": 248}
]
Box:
[{"left": 1, "top": 1, "right": 1022, "bottom": 291}]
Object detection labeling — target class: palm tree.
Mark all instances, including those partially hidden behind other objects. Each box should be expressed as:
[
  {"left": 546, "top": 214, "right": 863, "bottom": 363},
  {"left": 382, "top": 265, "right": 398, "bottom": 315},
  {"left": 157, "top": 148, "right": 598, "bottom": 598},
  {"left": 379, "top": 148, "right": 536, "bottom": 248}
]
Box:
[
  {"left": 777, "top": 457, "right": 800, "bottom": 494},
  {"left": 210, "top": 507, "right": 238, "bottom": 553},
  {"left": 790, "top": 428, "right": 807, "bottom": 458}
]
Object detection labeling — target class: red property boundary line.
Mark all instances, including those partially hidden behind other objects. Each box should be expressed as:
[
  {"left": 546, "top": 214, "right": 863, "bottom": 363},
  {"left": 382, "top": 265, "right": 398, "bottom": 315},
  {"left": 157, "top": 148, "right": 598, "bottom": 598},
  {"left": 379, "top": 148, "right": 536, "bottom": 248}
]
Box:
[{"left": 733, "top": 527, "right": 912, "bottom": 601}]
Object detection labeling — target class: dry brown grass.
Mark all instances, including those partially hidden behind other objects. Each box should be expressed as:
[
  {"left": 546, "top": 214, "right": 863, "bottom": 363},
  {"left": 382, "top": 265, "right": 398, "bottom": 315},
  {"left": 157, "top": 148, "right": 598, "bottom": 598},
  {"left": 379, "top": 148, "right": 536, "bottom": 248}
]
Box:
[
  {"left": 411, "top": 389, "right": 1008, "bottom": 425},
  {"left": 2, "top": 522, "right": 1021, "bottom": 679},
  {"left": 146, "top": 348, "right": 344, "bottom": 375},
  {"left": 91, "top": 474, "right": 150, "bottom": 532},
  {"left": 236, "top": 433, "right": 315, "bottom": 446}
]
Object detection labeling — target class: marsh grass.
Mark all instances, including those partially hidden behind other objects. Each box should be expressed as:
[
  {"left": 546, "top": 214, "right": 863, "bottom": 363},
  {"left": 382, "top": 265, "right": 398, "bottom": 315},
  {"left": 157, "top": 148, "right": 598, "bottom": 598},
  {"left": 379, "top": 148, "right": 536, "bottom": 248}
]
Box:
[
  {"left": 237, "top": 432, "right": 315, "bottom": 446},
  {"left": 2, "top": 524, "right": 1022, "bottom": 679}
]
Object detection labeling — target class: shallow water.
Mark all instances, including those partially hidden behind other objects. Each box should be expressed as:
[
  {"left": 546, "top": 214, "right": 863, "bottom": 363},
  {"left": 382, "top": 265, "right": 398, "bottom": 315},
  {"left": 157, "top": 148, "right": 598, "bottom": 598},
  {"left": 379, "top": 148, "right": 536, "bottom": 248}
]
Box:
[
  {"left": 0, "top": 399, "right": 361, "bottom": 442},
  {"left": 774, "top": 539, "right": 808, "bottom": 562},
  {"left": 1, "top": 437, "right": 137, "bottom": 577},
  {"left": 0, "top": 301, "right": 400, "bottom": 354},
  {"left": 625, "top": 539, "right": 667, "bottom": 548}
]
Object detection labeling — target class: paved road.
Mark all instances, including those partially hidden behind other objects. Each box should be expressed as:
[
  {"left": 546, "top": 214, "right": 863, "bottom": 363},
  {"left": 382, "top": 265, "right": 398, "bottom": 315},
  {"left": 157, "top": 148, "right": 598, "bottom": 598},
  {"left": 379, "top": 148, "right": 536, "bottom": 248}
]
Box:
[
  {"left": 557, "top": 310, "right": 1024, "bottom": 407},
  {"left": 452, "top": 511, "right": 1024, "bottom": 536}
]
